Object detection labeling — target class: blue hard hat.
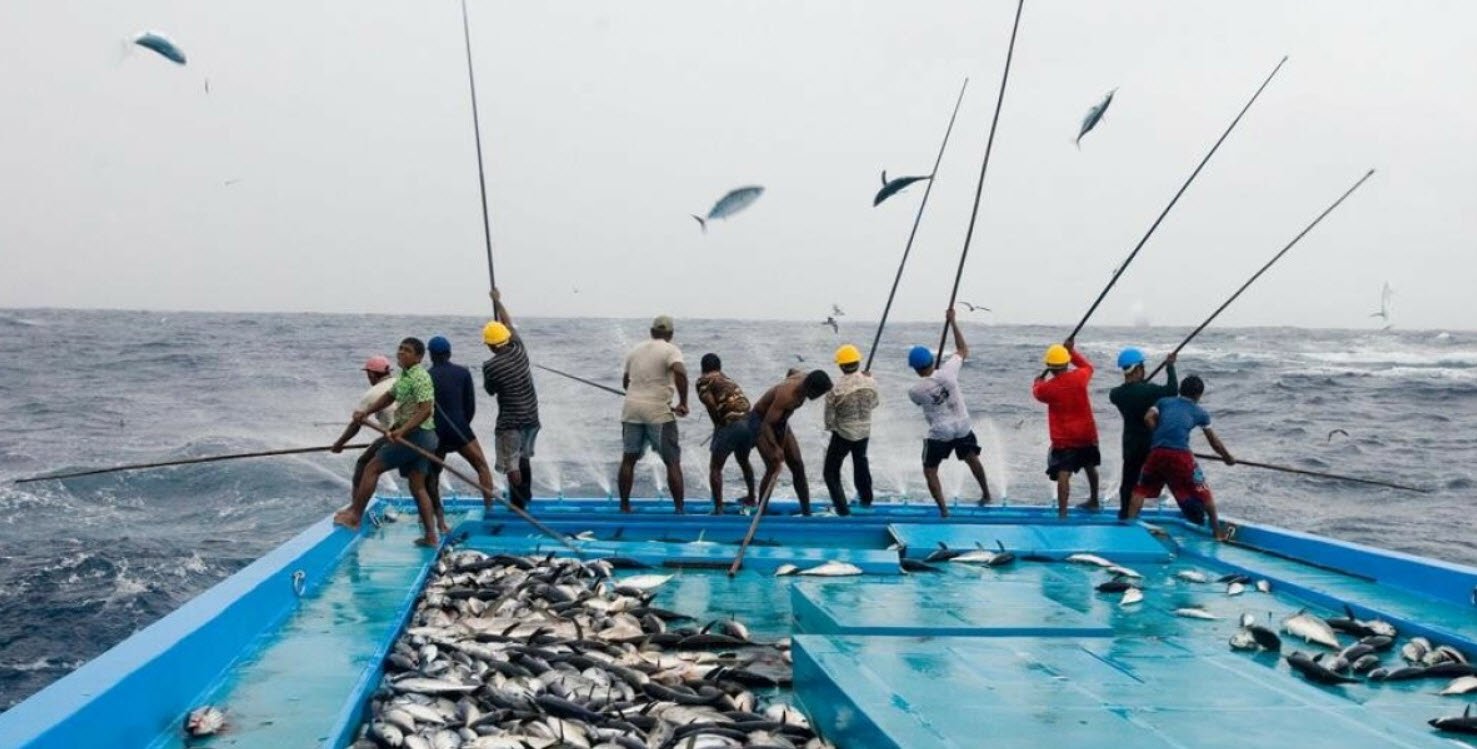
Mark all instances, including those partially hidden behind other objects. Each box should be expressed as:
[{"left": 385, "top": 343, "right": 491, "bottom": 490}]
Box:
[
  {"left": 907, "top": 345, "right": 935, "bottom": 370},
  {"left": 1117, "top": 347, "right": 1145, "bottom": 370},
  {"left": 428, "top": 336, "right": 451, "bottom": 355}
]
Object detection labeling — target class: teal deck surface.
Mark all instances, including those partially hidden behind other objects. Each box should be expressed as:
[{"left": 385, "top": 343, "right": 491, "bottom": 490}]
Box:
[
  {"left": 792, "top": 578, "right": 1114, "bottom": 637},
  {"left": 148, "top": 508, "right": 450, "bottom": 749},
  {"left": 794, "top": 635, "right": 1460, "bottom": 749},
  {"left": 890, "top": 521, "right": 1173, "bottom": 562}
]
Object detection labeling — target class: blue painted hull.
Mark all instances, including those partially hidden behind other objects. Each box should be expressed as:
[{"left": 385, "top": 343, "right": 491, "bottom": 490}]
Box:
[{"left": 1, "top": 497, "right": 1473, "bottom": 748}]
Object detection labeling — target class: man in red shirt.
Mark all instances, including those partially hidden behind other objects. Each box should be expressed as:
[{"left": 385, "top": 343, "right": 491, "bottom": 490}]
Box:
[{"left": 1032, "top": 338, "right": 1100, "bottom": 518}]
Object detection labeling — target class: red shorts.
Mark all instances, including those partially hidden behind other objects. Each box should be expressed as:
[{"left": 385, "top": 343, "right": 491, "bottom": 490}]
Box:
[{"left": 1136, "top": 448, "right": 1214, "bottom": 524}]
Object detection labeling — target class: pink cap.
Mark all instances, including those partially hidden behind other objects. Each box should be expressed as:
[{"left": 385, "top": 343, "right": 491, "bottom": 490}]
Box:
[{"left": 363, "top": 355, "right": 392, "bottom": 374}]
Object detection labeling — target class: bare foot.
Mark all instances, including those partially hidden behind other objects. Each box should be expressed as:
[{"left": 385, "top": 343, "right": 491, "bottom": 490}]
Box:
[
  {"left": 1076, "top": 500, "right": 1101, "bottom": 511},
  {"left": 437, "top": 521, "right": 451, "bottom": 535},
  {"left": 333, "top": 511, "right": 360, "bottom": 531},
  {"left": 413, "top": 535, "right": 438, "bottom": 547}
]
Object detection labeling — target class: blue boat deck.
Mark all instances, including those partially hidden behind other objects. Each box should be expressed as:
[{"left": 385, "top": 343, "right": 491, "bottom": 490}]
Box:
[{"left": 2, "top": 497, "right": 1474, "bottom": 748}]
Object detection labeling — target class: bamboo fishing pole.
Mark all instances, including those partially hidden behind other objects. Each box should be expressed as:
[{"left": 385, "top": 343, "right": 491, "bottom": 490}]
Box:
[
  {"left": 1146, "top": 168, "right": 1375, "bottom": 380},
  {"left": 356, "top": 419, "right": 581, "bottom": 551},
  {"left": 461, "top": 0, "right": 498, "bottom": 314},
  {"left": 728, "top": 480, "right": 780, "bottom": 577},
  {"left": 13, "top": 443, "right": 373, "bottom": 484},
  {"left": 934, "top": 0, "right": 1025, "bottom": 361},
  {"left": 864, "top": 77, "right": 969, "bottom": 373},
  {"left": 1192, "top": 452, "right": 1428, "bottom": 493},
  {"left": 1063, "top": 56, "right": 1287, "bottom": 343}
]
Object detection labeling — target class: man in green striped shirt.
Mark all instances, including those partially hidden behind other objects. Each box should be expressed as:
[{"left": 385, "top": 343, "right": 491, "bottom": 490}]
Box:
[{"left": 334, "top": 337, "right": 442, "bottom": 546}]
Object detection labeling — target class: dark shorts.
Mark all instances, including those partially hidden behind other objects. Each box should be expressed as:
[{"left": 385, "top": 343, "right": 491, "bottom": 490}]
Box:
[
  {"left": 711, "top": 419, "right": 754, "bottom": 456},
  {"left": 1046, "top": 445, "right": 1101, "bottom": 479},
  {"left": 435, "top": 425, "right": 476, "bottom": 454},
  {"left": 494, "top": 426, "right": 539, "bottom": 473},
  {"left": 379, "top": 428, "right": 439, "bottom": 478},
  {"left": 922, "top": 432, "right": 981, "bottom": 469},
  {"left": 1136, "top": 447, "right": 1214, "bottom": 524},
  {"left": 623, "top": 421, "right": 680, "bottom": 464}
]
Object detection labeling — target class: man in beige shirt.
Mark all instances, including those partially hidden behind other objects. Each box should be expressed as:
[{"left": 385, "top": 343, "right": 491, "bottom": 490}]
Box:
[
  {"left": 823, "top": 344, "right": 879, "bottom": 514},
  {"left": 618, "top": 315, "right": 689, "bottom": 513}
]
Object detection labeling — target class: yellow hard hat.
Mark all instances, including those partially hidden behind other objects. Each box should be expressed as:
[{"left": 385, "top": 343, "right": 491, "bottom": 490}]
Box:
[
  {"left": 834, "top": 344, "right": 862, "bottom": 366},
  {"left": 482, "top": 321, "right": 511, "bottom": 346},
  {"left": 1044, "top": 344, "right": 1070, "bottom": 367}
]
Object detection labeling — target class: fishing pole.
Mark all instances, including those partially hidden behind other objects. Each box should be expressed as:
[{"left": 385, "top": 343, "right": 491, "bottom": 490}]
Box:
[
  {"left": 864, "top": 77, "right": 969, "bottom": 373},
  {"left": 13, "top": 444, "right": 372, "bottom": 484},
  {"left": 1063, "top": 56, "right": 1288, "bottom": 343},
  {"left": 534, "top": 363, "right": 625, "bottom": 397},
  {"left": 934, "top": 0, "right": 1025, "bottom": 361},
  {"left": 728, "top": 483, "right": 780, "bottom": 577},
  {"left": 461, "top": 0, "right": 497, "bottom": 313},
  {"left": 1192, "top": 452, "right": 1428, "bottom": 493},
  {"left": 357, "top": 420, "right": 581, "bottom": 552},
  {"left": 1146, "top": 168, "right": 1375, "bottom": 380}
]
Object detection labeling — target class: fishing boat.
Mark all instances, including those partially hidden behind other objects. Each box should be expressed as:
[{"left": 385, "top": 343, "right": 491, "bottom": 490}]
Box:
[{"left": 0, "top": 494, "right": 1473, "bottom": 748}]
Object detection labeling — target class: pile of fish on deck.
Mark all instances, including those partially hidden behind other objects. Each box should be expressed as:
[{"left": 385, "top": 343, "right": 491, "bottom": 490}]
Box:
[
  {"left": 350, "top": 548, "right": 831, "bottom": 749},
  {"left": 1071, "top": 552, "right": 1477, "bottom": 737}
]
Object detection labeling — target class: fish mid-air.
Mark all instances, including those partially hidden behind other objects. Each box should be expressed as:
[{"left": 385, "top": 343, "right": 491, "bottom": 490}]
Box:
[
  {"left": 692, "top": 186, "right": 763, "bottom": 232},
  {"left": 822, "top": 316, "right": 839, "bottom": 334},
  {"left": 1075, "top": 88, "right": 1117, "bottom": 148},
  {"left": 873, "top": 171, "right": 931, "bottom": 206},
  {"left": 133, "top": 31, "right": 187, "bottom": 65}
]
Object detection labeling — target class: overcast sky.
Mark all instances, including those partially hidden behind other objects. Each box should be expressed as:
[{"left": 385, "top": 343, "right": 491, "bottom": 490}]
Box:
[{"left": 1, "top": 1, "right": 1473, "bottom": 330}]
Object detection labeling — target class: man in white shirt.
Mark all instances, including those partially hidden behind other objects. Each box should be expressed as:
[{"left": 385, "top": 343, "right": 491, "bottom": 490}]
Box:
[
  {"left": 618, "top": 315, "right": 690, "bottom": 513},
  {"left": 331, "top": 355, "right": 396, "bottom": 494},
  {"left": 906, "top": 308, "right": 992, "bottom": 517}
]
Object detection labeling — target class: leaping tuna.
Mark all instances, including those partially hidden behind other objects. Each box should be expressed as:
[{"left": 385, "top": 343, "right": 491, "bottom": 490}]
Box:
[
  {"left": 692, "top": 185, "right": 764, "bottom": 232},
  {"left": 873, "top": 171, "right": 932, "bottom": 206},
  {"left": 1075, "top": 88, "right": 1117, "bottom": 148},
  {"left": 133, "top": 31, "right": 187, "bottom": 65}
]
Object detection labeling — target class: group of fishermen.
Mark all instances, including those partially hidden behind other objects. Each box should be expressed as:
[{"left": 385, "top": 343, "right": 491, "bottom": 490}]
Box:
[{"left": 328, "top": 293, "right": 1237, "bottom": 546}]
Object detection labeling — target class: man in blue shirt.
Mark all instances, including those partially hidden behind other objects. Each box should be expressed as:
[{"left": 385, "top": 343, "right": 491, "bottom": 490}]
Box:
[
  {"left": 1122, "top": 375, "right": 1236, "bottom": 540},
  {"left": 425, "top": 335, "right": 495, "bottom": 527}
]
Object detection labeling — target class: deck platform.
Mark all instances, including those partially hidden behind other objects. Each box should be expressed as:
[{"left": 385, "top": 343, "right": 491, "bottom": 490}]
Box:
[
  {"left": 889, "top": 521, "right": 1173, "bottom": 562},
  {"left": 792, "top": 578, "right": 1114, "bottom": 637}
]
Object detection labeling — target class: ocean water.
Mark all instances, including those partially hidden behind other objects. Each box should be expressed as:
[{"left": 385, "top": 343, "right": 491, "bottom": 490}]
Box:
[{"left": 0, "top": 307, "right": 1472, "bottom": 709}]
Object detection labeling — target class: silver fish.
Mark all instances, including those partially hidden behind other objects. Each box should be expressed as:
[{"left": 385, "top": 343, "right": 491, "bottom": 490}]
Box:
[
  {"left": 1173, "top": 607, "right": 1219, "bottom": 620},
  {"left": 774, "top": 564, "right": 799, "bottom": 577},
  {"left": 133, "top": 31, "right": 187, "bottom": 65},
  {"left": 873, "top": 171, "right": 931, "bottom": 207},
  {"left": 1119, "top": 587, "right": 1143, "bottom": 607},
  {"left": 1440, "top": 676, "right": 1477, "bottom": 696},
  {"left": 1226, "top": 582, "right": 1246, "bottom": 597},
  {"left": 1075, "top": 88, "right": 1116, "bottom": 148},
  {"left": 692, "top": 186, "right": 763, "bottom": 232},
  {"left": 1282, "top": 610, "right": 1341, "bottom": 649},
  {"left": 184, "top": 705, "right": 225, "bottom": 736},
  {"left": 798, "top": 561, "right": 863, "bottom": 577},
  {"left": 1175, "top": 570, "right": 1209, "bottom": 583},
  {"left": 1066, "top": 553, "right": 1114, "bottom": 567},
  {"left": 1255, "top": 579, "right": 1272, "bottom": 593},
  {"left": 1105, "top": 565, "right": 1142, "bottom": 579},
  {"left": 615, "top": 574, "right": 673, "bottom": 591},
  {"left": 1229, "top": 630, "right": 1258, "bottom": 651}
]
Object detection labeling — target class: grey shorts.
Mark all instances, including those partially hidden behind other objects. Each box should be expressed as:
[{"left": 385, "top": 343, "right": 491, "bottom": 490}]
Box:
[
  {"left": 494, "top": 426, "right": 539, "bottom": 473},
  {"left": 378, "top": 429, "right": 439, "bottom": 477},
  {"left": 623, "top": 421, "right": 680, "bottom": 464}
]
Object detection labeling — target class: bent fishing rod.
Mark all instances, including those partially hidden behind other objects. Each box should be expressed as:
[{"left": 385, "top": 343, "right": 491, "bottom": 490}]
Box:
[
  {"left": 534, "top": 363, "right": 625, "bottom": 396},
  {"left": 1146, "top": 168, "right": 1376, "bottom": 380},
  {"left": 865, "top": 77, "right": 969, "bottom": 373},
  {"left": 1193, "top": 452, "right": 1428, "bottom": 493},
  {"left": 13, "top": 443, "right": 372, "bottom": 484},
  {"left": 935, "top": 0, "right": 1025, "bottom": 361},
  {"left": 461, "top": 0, "right": 498, "bottom": 316},
  {"left": 357, "top": 419, "right": 581, "bottom": 552},
  {"left": 1064, "top": 56, "right": 1288, "bottom": 344}
]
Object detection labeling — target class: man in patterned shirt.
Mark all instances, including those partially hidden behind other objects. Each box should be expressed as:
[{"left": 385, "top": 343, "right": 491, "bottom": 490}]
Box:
[
  {"left": 335, "top": 337, "right": 441, "bottom": 547},
  {"left": 695, "top": 353, "right": 756, "bottom": 514},
  {"left": 481, "top": 289, "right": 540, "bottom": 510}
]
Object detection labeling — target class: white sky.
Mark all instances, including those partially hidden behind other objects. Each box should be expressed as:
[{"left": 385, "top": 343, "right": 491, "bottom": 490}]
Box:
[{"left": 1, "top": 1, "right": 1473, "bottom": 330}]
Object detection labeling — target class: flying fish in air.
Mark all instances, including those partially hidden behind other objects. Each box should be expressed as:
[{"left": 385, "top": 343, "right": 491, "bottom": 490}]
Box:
[
  {"left": 1075, "top": 88, "right": 1116, "bottom": 148},
  {"left": 873, "top": 171, "right": 931, "bottom": 206},
  {"left": 692, "top": 186, "right": 764, "bottom": 233}
]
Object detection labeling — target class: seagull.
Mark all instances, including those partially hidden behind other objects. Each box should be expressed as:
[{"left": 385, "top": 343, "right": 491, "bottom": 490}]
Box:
[
  {"left": 794, "top": 354, "right": 805, "bottom": 363},
  {"left": 960, "top": 301, "right": 991, "bottom": 312},
  {"left": 1327, "top": 428, "right": 1350, "bottom": 443},
  {"left": 822, "top": 316, "right": 839, "bottom": 334},
  {"left": 832, "top": 304, "right": 845, "bottom": 317}
]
